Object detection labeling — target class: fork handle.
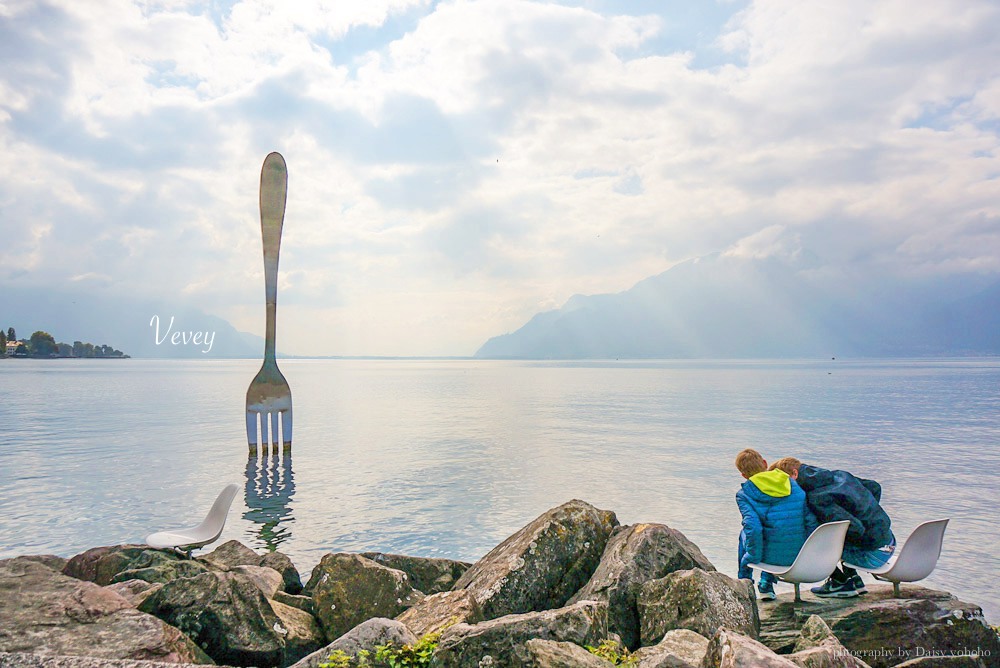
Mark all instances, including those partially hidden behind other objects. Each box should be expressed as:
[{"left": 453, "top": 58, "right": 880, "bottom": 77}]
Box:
[{"left": 260, "top": 152, "right": 287, "bottom": 362}]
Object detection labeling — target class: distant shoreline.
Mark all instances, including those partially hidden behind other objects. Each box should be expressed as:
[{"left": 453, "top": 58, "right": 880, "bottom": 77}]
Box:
[
  {"left": 1, "top": 355, "right": 131, "bottom": 360},
  {"left": 3, "top": 354, "right": 998, "bottom": 362}
]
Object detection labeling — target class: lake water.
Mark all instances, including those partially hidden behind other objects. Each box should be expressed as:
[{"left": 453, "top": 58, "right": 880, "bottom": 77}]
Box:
[{"left": 1, "top": 358, "right": 997, "bottom": 622}]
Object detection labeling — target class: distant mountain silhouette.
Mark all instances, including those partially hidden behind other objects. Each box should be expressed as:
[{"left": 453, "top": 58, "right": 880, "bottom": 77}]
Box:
[
  {"left": 475, "top": 254, "right": 1000, "bottom": 359},
  {"left": 1, "top": 286, "right": 266, "bottom": 359}
]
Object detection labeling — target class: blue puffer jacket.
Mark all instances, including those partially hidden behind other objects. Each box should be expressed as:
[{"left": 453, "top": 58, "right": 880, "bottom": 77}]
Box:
[
  {"left": 737, "top": 470, "right": 817, "bottom": 570},
  {"left": 796, "top": 464, "right": 893, "bottom": 550}
]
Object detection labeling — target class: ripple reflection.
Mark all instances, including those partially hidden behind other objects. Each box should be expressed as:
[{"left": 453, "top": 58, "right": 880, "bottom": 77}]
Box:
[{"left": 244, "top": 453, "right": 295, "bottom": 551}]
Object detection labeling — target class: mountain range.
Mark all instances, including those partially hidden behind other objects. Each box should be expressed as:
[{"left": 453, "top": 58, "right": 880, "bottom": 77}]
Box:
[{"left": 475, "top": 254, "right": 1000, "bottom": 359}]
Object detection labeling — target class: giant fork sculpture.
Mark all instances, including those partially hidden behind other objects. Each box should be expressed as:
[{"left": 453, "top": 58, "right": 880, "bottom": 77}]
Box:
[{"left": 246, "top": 152, "right": 292, "bottom": 454}]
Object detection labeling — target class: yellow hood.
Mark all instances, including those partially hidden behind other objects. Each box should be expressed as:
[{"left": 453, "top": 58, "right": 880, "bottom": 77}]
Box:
[{"left": 749, "top": 469, "right": 791, "bottom": 497}]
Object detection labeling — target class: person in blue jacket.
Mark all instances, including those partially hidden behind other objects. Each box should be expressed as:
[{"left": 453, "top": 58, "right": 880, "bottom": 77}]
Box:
[
  {"left": 735, "top": 449, "right": 817, "bottom": 600},
  {"left": 770, "top": 457, "right": 896, "bottom": 598}
]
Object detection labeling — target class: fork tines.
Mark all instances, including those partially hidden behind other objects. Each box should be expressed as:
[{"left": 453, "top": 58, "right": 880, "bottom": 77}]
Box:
[{"left": 247, "top": 409, "right": 292, "bottom": 455}]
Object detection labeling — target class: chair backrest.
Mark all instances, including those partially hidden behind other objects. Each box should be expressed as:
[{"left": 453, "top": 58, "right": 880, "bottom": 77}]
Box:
[
  {"left": 885, "top": 518, "right": 949, "bottom": 583},
  {"left": 782, "top": 520, "right": 850, "bottom": 584},
  {"left": 192, "top": 483, "right": 240, "bottom": 540}
]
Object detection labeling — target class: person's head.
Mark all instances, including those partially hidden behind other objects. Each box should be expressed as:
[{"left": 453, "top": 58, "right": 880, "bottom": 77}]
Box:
[
  {"left": 735, "top": 448, "right": 767, "bottom": 479},
  {"left": 769, "top": 457, "right": 802, "bottom": 479}
]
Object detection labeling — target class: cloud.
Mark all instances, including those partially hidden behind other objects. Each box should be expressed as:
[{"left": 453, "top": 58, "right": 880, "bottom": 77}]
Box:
[{"left": 1, "top": 0, "right": 998, "bottom": 355}]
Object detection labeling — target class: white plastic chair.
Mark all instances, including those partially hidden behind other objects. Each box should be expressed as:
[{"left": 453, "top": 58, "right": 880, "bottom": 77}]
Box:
[
  {"left": 748, "top": 520, "right": 850, "bottom": 602},
  {"left": 146, "top": 483, "right": 239, "bottom": 556},
  {"left": 844, "top": 518, "right": 949, "bottom": 597}
]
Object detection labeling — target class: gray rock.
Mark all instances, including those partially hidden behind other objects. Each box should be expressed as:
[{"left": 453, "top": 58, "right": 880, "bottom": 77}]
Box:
[
  {"left": 302, "top": 553, "right": 424, "bottom": 642},
  {"left": 524, "top": 639, "right": 616, "bottom": 667},
  {"left": 432, "top": 600, "right": 609, "bottom": 667},
  {"left": 786, "top": 615, "right": 872, "bottom": 668},
  {"left": 634, "top": 629, "right": 710, "bottom": 668},
  {"left": 0, "top": 557, "right": 211, "bottom": 664},
  {"left": 260, "top": 551, "right": 303, "bottom": 595},
  {"left": 273, "top": 591, "right": 315, "bottom": 615},
  {"left": 790, "top": 645, "right": 873, "bottom": 668},
  {"left": 0, "top": 652, "right": 234, "bottom": 668},
  {"left": 788, "top": 615, "right": 870, "bottom": 668},
  {"left": 396, "top": 590, "right": 483, "bottom": 637},
  {"left": 361, "top": 552, "right": 471, "bottom": 595},
  {"left": 201, "top": 541, "right": 303, "bottom": 595},
  {"left": 199, "top": 540, "right": 261, "bottom": 570},
  {"left": 63, "top": 545, "right": 159, "bottom": 585},
  {"left": 569, "top": 523, "right": 717, "bottom": 649},
  {"left": 111, "top": 550, "right": 213, "bottom": 586},
  {"left": 139, "top": 570, "right": 316, "bottom": 667},
  {"left": 757, "top": 585, "right": 1000, "bottom": 668},
  {"left": 103, "top": 579, "right": 163, "bottom": 608},
  {"left": 289, "top": 618, "right": 417, "bottom": 668},
  {"left": 637, "top": 569, "right": 759, "bottom": 646},
  {"left": 701, "top": 629, "right": 799, "bottom": 667},
  {"left": 230, "top": 564, "right": 284, "bottom": 598},
  {"left": 270, "top": 599, "right": 326, "bottom": 666},
  {"left": 11, "top": 555, "right": 67, "bottom": 572},
  {"left": 453, "top": 499, "right": 619, "bottom": 620},
  {"left": 792, "top": 615, "right": 841, "bottom": 654}
]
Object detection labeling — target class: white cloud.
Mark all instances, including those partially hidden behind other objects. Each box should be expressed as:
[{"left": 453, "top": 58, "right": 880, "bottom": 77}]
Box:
[
  {"left": 723, "top": 224, "right": 800, "bottom": 260},
  {"left": 1, "top": 0, "right": 998, "bottom": 355}
]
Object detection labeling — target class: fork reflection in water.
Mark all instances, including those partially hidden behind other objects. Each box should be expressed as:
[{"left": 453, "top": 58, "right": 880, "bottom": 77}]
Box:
[{"left": 243, "top": 452, "right": 295, "bottom": 551}]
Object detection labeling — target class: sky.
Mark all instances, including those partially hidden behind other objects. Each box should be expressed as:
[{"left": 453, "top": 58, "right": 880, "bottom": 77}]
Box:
[{"left": 1, "top": 0, "right": 998, "bottom": 356}]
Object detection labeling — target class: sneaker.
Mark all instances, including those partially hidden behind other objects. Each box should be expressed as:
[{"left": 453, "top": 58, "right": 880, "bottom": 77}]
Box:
[
  {"left": 758, "top": 580, "right": 776, "bottom": 601},
  {"left": 810, "top": 577, "right": 859, "bottom": 598},
  {"left": 852, "top": 574, "right": 867, "bottom": 594}
]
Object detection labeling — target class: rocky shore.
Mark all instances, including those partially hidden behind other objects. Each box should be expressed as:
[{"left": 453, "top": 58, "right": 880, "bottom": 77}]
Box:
[{"left": 1, "top": 500, "right": 997, "bottom": 668}]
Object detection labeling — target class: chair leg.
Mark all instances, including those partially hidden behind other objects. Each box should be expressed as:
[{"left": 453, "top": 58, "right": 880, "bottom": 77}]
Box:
[
  {"left": 794, "top": 583, "right": 801, "bottom": 602},
  {"left": 893, "top": 581, "right": 900, "bottom": 597}
]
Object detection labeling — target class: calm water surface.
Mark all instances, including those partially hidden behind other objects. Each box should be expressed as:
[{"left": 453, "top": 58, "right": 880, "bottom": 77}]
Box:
[{"left": 1, "top": 358, "right": 997, "bottom": 621}]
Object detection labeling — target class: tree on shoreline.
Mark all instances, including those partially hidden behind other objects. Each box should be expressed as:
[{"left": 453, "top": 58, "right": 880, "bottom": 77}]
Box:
[
  {"left": 29, "top": 331, "right": 58, "bottom": 357},
  {"left": 1, "top": 328, "right": 128, "bottom": 358}
]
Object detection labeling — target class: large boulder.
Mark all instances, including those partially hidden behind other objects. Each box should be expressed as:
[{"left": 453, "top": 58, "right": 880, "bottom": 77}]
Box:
[
  {"left": 12, "top": 555, "right": 67, "bottom": 572},
  {"left": 289, "top": 618, "right": 417, "bottom": 668},
  {"left": 396, "top": 590, "right": 483, "bottom": 637},
  {"left": 112, "top": 552, "right": 213, "bottom": 586},
  {"left": 229, "top": 565, "right": 284, "bottom": 599},
  {"left": 139, "top": 570, "right": 320, "bottom": 667},
  {"left": 524, "top": 639, "right": 616, "bottom": 667},
  {"left": 788, "top": 615, "right": 871, "bottom": 668},
  {"left": 104, "top": 579, "right": 164, "bottom": 608},
  {"left": 758, "top": 585, "right": 1000, "bottom": 668},
  {"left": 201, "top": 541, "right": 303, "bottom": 595},
  {"left": 634, "top": 629, "right": 710, "bottom": 667},
  {"left": 453, "top": 500, "right": 619, "bottom": 620},
  {"left": 569, "top": 523, "right": 716, "bottom": 649},
  {"left": 199, "top": 541, "right": 261, "bottom": 570},
  {"left": 260, "top": 552, "right": 303, "bottom": 595},
  {"left": 273, "top": 592, "right": 315, "bottom": 615},
  {"left": 302, "top": 553, "right": 423, "bottom": 642},
  {"left": 0, "top": 654, "right": 227, "bottom": 668},
  {"left": 637, "top": 569, "right": 759, "bottom": 646},
  {"left": 432, "top": 600, "right": 609, "bottom": 667},
  {"left": 701, "top": 629, "right": 799, "bottom": 667},
  {"left": 361, "top": 552, "right": 471, "bottom": 594},
  {"left": 270, "top": 600, "right": 326, "bottom": 666},
  {"left": 63, "top": 545, "right": 166, "bottom": 585},
  {"left": 0, "top": 557, "right": 211, "bottom": 664}
]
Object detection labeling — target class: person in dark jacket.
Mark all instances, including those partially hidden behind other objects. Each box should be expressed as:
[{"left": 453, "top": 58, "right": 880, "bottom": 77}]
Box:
[
  {"left": 770, "top": 457, "right": 896, "bottom": 598},
  {"left": 735, "top": 449, "right": 817, "bottom": 600}
]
